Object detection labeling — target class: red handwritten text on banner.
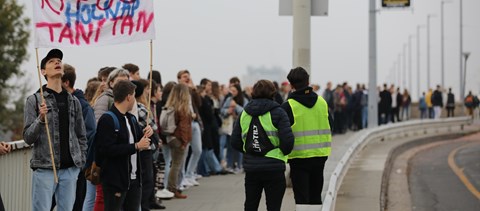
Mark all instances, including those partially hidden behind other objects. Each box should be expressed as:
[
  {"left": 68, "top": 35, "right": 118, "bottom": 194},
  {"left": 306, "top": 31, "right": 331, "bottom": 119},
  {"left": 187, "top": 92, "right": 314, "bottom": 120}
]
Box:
[{"left": 34, "top": 0, "right": 156, "bottom": 47}]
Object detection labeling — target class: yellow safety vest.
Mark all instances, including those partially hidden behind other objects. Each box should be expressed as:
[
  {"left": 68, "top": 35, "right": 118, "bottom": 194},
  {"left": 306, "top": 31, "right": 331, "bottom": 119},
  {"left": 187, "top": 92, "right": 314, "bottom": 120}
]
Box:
[
  {"left": 287, "top": 97, "right": 332, "bottom": 159},
  {"left": 240, "top": 111, "right": 288, "bottom": 163}
]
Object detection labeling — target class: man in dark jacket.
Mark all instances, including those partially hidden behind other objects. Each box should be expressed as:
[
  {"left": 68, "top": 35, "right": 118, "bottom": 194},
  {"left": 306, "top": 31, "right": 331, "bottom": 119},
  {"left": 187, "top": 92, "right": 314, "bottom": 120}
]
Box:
[
  {"left": 95, "top": 80, "right": 153, "bottom": 211},
  {"left": 280, "top": 67, "right": 333, "bottom": 209},
  {"left": 61, "top": 64, "right": 97, "bottom": 211},
  {"left": 432, "top": 85, "right": 444, "bottom": 119},
  {"left": 379, "top": 84, "right": 392, "bottom": 125},
  {"left": 231, "top": 79, "right": 294, "bottom": 211}
]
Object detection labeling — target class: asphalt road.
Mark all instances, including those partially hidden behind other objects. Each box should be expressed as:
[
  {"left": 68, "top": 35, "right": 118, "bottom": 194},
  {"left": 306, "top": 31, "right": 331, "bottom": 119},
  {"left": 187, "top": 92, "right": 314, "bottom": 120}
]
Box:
[{"left": 408, "top": 134, "right": 480, "bottom": 211}]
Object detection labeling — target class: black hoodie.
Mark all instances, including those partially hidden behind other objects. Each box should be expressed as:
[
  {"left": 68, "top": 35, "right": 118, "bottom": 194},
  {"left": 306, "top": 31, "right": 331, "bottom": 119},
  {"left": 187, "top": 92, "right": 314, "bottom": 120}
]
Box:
[
  {"left": 281, "top": 87, "right": 333, "bottom": 129},
  {"left": 231, "top": 98, "right": 294, "bottom": 172}
]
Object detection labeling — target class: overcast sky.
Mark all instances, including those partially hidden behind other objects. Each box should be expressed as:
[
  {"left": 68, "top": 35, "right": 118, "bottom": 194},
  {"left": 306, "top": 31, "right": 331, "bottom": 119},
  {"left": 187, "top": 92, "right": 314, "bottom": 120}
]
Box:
[{"left": 17, "top": 0, "right": 480, "bottom": 100}]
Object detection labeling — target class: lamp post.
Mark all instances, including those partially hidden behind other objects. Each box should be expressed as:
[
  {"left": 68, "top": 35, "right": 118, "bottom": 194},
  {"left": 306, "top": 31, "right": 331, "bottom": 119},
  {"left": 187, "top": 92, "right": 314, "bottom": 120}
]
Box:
[
  {"left": 441, "top": 1, "right": 452, "bottom": 89},
  {"left": 462, "top": 52, "right": 470, "bottom": 101},
  {"left": 417, "top": 25, "right": 425, "bottom": 99},
  {"left": 427, "top": 14, "right": 435, "bottom": 90},
  {"left": 403, "top": 44, "right": 407, "bottom": 89},
  {"left": 408, "top": 35, "right": 413, "bottom": 95},
  {"left": 459, "top": 0, "right": 464, "bottom": 103}
]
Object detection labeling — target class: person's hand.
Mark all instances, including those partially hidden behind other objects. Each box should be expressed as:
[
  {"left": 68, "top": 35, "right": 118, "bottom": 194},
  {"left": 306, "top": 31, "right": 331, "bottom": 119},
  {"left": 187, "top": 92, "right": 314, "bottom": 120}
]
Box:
[
  {"left": 143, "top": 125, "right": 153, "bottom": 138},
  {"left": 230, "top": 100, "right": 237, "bottom": 107},
  {"left": 136, "top": 137, "right": 151, "bottom": 151},
  {"left": 39, "top": 102, "right": 48, "bottom": 122},
  {"left": 191, "top": 113, "right": 197, "bottom": 120},
  {"left": 0, "top": 142, "right": 11, "bottom": 155}
]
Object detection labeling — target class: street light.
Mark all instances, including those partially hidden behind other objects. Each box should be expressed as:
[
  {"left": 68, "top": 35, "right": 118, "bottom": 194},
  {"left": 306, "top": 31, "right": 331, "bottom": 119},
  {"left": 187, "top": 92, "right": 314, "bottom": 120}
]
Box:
[
  {"left": 462, "top": 52, "right": 470, "bottom": 103},
  {"left": 441, "top": 1, "right": 452, "bottom": 89},
  {"left": 427, "top": 14, "right": 436, "bottom": 90},
  {"left": 417, "top": 25, "right": 426, "bottom": 100}
]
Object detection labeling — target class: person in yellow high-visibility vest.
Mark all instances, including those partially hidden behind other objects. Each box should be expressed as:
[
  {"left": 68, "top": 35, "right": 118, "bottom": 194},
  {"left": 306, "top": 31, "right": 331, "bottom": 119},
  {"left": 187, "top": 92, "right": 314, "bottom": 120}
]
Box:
[
  {"left": 231, "top": 80, "right": 294, "bottom": 211},
  {"left": 280, "top": 67, "right": 333, "bottom": 208}
]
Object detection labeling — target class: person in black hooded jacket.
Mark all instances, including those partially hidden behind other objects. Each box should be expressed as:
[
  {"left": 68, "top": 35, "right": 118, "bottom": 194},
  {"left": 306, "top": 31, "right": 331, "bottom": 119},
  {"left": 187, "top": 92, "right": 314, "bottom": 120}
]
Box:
[
  {"left": 231, "top": 80, "right": 294, "bottom": 211},
  {"left": 280, "top": 67, "right": 333, "bottom": 209}
]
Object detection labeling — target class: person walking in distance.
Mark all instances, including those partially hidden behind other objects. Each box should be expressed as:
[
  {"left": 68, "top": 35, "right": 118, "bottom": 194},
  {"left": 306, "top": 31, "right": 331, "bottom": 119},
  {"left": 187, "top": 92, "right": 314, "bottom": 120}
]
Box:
[
  {"left": 23, "top": 49, "right": 87, "bottom": 211},
  {"left": 281, "top": 67, "right": 332, "bottom": 210},
  {"left": 446, "top": 88, "right": 455, "bottom": 117},
  {"left": 231, "top": 80, "right": 294, "bottom": 211},
  {"left": 95, "top": 80, "right": 153, "bottom": 211}
]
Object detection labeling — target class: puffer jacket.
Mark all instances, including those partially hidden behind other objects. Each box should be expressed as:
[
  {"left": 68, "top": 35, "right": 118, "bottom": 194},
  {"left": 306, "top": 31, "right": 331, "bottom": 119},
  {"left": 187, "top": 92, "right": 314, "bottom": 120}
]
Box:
[
  {"left": 231, "top": 98, "right": 294, "bottom": 172},
  {"left": 93, "top": 89, "right": 114, "bottom": 123}
]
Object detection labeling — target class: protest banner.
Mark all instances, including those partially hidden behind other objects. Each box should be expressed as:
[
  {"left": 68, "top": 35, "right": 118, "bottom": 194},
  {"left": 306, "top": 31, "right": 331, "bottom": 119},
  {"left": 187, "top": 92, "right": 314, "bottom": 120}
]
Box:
[{"left": 33, "top": 0, "right": 156, "bottom": 47}]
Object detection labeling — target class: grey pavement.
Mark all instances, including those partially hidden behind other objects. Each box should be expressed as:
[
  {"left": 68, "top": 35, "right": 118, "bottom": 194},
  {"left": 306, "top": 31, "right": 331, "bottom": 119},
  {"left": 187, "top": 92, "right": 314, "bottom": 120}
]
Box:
[
  {"left": 156, "top": 132, "right": 356, "bottom": 211},
  {"left": 335, "top": 121, "right": 480, "bottom": 211}
]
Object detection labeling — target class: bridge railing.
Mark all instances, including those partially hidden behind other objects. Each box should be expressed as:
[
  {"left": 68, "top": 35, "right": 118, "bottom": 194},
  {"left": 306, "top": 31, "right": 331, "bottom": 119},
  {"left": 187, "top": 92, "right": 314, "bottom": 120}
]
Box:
[{"left": 322, "top": 116, "right": 472, "bottom": 211}]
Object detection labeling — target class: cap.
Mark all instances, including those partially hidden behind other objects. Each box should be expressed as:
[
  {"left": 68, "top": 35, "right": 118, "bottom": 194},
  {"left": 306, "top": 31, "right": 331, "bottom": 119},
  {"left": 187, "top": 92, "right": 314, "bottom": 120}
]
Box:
[
  {"left": 41, "top": 49, "right": 63, "bottom": 69},
  {"left": 281, "top": 81, "right": 289, "bottom": 86},
  {"left": 131, "top": 80, "right": 144, "bottom": 98}
]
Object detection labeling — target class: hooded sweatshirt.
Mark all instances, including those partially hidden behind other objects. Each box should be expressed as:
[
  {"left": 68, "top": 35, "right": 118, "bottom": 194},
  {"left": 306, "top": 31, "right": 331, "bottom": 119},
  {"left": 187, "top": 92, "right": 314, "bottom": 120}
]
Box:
[{"left": 231, "top": 98, "right": 294, "bottom": 172}]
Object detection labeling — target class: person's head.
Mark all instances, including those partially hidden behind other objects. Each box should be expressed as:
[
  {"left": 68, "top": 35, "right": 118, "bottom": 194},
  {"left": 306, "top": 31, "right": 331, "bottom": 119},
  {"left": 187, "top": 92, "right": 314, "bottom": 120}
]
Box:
[
  {"left": 122, "top": 63, "right": 140, "bottom": 81},
  {"left": 230, "top": 84, "right": 241, "bottom": 97},
  {"left": 327, "top": 81, "right": 332, "bottom": 89},
  {"left": 177, "top": 70, "right": 191, "bottom": 85},
  {"left": 211, "top": 81, "right": 221, "bottom": 99},
  {"left": 449, "top": 87, "right": 452, "bottom": 93},
  {"left": 165, "top": 83, "right": 191, "bottom": 114},
  {"left": 147, "top": 70, "right": 162, "bottom": 88},
  {"left": 252, "top": 80, "right": 276, "bottom": 100},
  {"left": 280, "top": 81, "right": 291, "bottom": 93},
  {"left": 85, "top": 79, "right": 101, "bottom": 105},
  {"left": 383, "top": 83, "right": 388, "bottom": 90},
  {"left": 287, "top": 67, "right": 309, "bottom": 90},
  {"left": 150, "top": 80, "right": 161, "bottom": 103},
  {"left": 422, "top": 92, "right": 425, "bottom": 96},
  {"left": 200, "top": 78, "right": 212, "bottom": 94},
  {"left": 113, "top": 80, "right": 137, "bottom": 111},
  {"left": 131, "top": 80, "right": 146, "bottom": 105},
  {"left": 436, "top": 85, "right": 441, "bottom": 90},
  {"left": 61, "top": 63, "right": 76, "bottom": 90},
  {"left": 107, "top": 68, "right": 130, "bottom": 89},
  {"left": 41, "top": 49, "right": 64, "bottom": 80},
  {"left": 161, "top": 81, "right": 177, "bottom": 103},
  {"left": 229, "top": 77, "right": 241, "bottom": 86}
]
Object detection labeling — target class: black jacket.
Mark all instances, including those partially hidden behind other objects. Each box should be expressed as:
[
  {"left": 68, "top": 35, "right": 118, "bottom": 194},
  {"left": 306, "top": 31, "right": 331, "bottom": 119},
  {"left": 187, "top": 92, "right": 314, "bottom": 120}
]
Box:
[
  {"left": 281, "top": 87, "right": 333, "bottom": 131},
  {"left": 432, "top": 90, "right": 444, "bottom": 107},
  {"left": 231, "top": 98, "right": 294, "bottom": 172},
  {"left": 95, "top": 106, "right": 143, "bottom": 192}
]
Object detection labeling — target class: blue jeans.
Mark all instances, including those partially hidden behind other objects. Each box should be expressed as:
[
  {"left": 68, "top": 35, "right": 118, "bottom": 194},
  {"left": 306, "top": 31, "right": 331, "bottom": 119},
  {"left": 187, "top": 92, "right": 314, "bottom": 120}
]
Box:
[
  {"left": 202, "top": 149, "right": 222, "bottom": 174},
  {"left": 162, "top": 144, "right": 172, "bottom": 189},
  {"left": 361, "top": 106, "right": 368, "bottom": 129},
  {"left": 82, "top": 180, "right": 96, "bottom": 211},
  {"left": 219, "top": 134, "right": 229, "bottom": 164},
  {"left": 32, "top": 167, "right": 80, "bottom": 211},
  {"left": 186, "top": 121, "right": 202, "bottom": 178}
]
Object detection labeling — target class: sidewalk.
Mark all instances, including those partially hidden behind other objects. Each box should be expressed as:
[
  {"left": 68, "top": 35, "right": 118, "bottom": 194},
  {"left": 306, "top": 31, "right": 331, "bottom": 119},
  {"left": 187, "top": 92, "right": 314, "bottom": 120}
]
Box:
[{"left": 157, "top": 132, "right": 356, "bottom": 211}]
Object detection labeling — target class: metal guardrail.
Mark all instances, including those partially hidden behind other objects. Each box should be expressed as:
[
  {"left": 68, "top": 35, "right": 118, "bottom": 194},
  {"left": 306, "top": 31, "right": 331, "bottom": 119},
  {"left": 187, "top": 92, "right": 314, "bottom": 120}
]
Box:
[
  {"left": 321, "top": 116, "right": 472, "bottom": 211},
  {"left": 0, "top": 140, "right": 32, "bottom": 211}
]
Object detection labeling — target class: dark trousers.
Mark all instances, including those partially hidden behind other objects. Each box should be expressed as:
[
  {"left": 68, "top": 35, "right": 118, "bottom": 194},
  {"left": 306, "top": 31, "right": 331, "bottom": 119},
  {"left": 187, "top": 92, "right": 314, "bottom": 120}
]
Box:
[
  {"left": 0, "top": 192, "right": 5, "bottom": 211},
  {"left": 289, "top": 157, "right": 327, "bottom": 204},
  {"left": 244, "top": 170, "right": 286, "bottom": 211},
  {"left": 140, "top": 150, "right": 154, "bottom": 211},
  {"left": 447, "top": 108, "right": 455, "bottom": 117},
  {"left": 103, "top": 179, "right": 141, "bottom": 211}
]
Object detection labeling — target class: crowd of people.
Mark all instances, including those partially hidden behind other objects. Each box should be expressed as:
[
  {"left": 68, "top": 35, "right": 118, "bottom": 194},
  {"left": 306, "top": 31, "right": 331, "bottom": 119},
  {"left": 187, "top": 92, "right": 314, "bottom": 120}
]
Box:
[
  {"left": 12, "top": 49, "right": 333, "bottom": 211},
  {"left": 0, "top": 48, "right": 478, "bottom": 211}
]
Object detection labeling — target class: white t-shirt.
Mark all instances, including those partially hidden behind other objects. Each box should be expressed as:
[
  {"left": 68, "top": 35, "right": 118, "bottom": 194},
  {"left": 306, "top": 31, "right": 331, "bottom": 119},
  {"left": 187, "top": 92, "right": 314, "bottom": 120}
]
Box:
[{"left": 125, "top": 116, "right": 137, "bottom": 180}]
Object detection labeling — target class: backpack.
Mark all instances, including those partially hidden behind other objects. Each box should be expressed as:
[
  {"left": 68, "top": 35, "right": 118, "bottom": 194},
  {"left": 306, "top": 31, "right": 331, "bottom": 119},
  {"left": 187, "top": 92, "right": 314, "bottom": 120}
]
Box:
[
  {"left": 87, "top": 111, "right": 136, "bottom": 185},
  {"left": 244, "top": 115, "right": 275, "bottom": 156},
  {"left": 159, "top": 107, "right": 176, "bottom": 135}
]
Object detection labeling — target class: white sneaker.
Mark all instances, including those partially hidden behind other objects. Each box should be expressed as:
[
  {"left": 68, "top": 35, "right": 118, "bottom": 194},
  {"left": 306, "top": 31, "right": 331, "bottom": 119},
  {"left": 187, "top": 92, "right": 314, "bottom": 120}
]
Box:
[
  {"left": 187, "top": 178, "right": 199, "bottom": 186},
  {"left": 296, "top": 204, "right": 322, "bottom": 211},
  {"left": 194, "top": 174, "right": 203, "bottom": 180},
  {"left": 181, "top": 179, "right": 194, "bottom": 187},
  {"left": 155, "top": 189, "right": 174, "bottom": 199}
]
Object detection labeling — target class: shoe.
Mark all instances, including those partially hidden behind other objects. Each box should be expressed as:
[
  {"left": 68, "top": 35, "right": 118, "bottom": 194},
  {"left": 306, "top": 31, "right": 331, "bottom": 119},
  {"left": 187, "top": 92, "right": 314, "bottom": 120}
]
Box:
[
  {"left": 150, "top": 201, "right": 166, "bottom": 209},
  {"left": 155, "top": 189, "right": 174, "bottom": 199},
  {"left": 181, "top": 179, "right": 194, "bottom": 187},
  {"left": 187, "top": 178, "right": 199, "bottom": 186},
  {"left": 173, "top": 190, "right": 187, "bottom": 199},
  {"left": 194, "top": 174, "right": 203, "bottom": 180}
]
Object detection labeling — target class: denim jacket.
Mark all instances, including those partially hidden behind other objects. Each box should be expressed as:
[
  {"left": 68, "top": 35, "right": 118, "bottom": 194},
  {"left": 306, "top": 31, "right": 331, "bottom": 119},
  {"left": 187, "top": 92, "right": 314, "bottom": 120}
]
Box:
[{"left": 23, "top": 88, "right": 87, "bottom": 169}]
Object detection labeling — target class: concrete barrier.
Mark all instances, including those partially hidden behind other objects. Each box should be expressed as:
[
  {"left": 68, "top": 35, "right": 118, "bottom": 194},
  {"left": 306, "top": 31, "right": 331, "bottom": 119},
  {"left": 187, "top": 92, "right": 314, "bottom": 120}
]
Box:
[{"left": 321, "top": 117, "right": 472, "bottom": 211}]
